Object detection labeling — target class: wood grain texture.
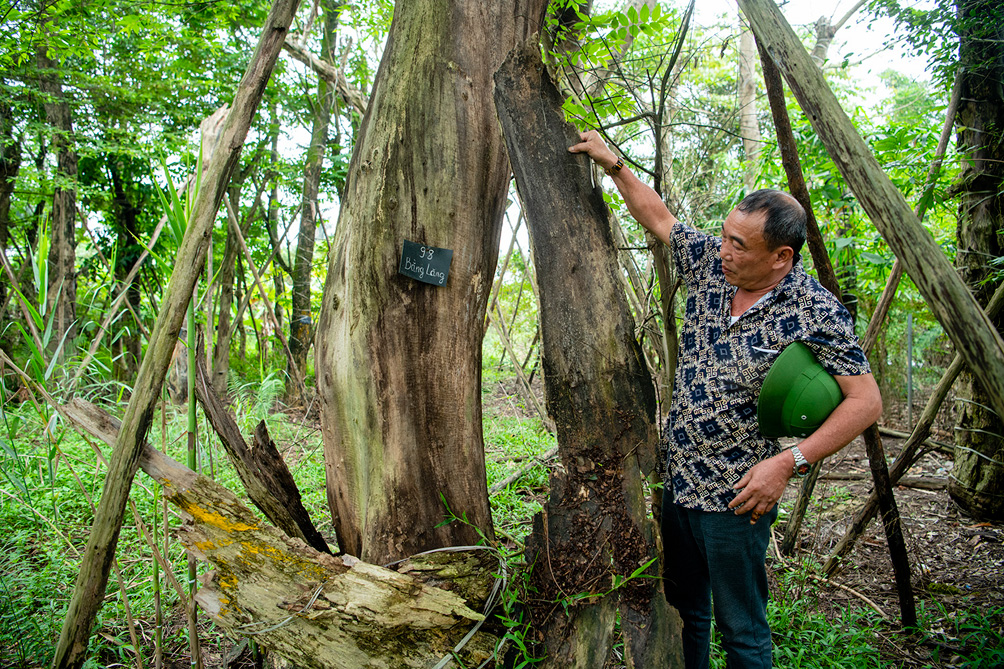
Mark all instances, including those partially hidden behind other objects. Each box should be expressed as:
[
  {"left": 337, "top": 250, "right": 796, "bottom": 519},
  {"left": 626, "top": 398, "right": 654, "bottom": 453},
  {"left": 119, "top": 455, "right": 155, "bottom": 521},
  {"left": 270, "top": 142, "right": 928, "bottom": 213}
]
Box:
[{"left": 495, "top": 39, "right": 682, "bottom": 669}]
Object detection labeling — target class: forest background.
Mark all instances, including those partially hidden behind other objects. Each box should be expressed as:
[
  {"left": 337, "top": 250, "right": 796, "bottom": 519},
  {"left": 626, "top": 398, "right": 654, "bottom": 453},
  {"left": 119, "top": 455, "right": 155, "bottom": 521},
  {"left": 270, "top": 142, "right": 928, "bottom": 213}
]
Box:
[{"left": 1, "top": 0, "right": 1002, "bottom": 666}]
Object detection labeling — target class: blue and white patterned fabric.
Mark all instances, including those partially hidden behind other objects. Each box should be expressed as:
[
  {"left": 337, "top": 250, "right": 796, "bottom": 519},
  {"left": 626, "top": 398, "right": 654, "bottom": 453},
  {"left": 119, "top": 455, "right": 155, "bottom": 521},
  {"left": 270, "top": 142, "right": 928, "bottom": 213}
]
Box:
[{"left": 662, "top": 222, "right": 871, "bottom": 511}]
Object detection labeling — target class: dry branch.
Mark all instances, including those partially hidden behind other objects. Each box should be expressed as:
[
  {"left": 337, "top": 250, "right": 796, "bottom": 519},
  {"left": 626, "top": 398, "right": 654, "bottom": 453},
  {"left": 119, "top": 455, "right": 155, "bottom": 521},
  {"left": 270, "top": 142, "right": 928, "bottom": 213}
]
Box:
[{"left": 191, "top": 341, "right": 329, "bottom": 554}]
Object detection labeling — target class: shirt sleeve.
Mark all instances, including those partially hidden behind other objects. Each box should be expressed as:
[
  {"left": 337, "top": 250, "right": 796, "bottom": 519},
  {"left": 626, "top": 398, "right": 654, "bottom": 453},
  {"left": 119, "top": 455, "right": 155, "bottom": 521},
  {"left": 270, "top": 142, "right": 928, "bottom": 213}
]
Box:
[
  {"left": 670, "top": 221, "right": 718, "bottom": 287},
  {"left": 803, "top": 295, "right": 872, "bottom": 377}
]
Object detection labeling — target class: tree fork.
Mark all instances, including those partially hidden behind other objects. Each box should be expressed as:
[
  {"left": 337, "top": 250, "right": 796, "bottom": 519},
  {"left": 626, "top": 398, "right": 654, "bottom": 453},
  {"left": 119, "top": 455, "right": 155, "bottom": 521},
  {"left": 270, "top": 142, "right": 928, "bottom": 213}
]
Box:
[{"left": 51, "top": 1, "right": 301, "bottom": 665}]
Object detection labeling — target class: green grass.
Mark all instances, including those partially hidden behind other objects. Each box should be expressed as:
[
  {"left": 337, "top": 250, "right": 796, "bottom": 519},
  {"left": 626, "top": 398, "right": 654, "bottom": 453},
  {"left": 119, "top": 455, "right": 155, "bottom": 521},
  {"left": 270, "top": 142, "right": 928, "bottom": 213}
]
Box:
[{"left": 2, "top": 367, "right": 1002, "bottom": 668}]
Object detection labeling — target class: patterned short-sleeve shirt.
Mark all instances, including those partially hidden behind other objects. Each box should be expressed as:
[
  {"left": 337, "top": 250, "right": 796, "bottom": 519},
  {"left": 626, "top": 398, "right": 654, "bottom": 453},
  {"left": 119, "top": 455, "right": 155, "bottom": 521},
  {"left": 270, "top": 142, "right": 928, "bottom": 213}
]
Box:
[{"left": 662, "top": 222, "right": 871, "bottom": 511}]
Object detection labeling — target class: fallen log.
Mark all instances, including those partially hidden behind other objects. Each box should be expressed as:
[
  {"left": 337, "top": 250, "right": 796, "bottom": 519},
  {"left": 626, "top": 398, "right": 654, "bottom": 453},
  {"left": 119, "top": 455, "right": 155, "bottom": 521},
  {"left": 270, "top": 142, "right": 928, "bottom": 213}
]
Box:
[
  {"left": 62, "top": 398, "right": 502, "bottom": 669},
  {"left": 818, "top": 473, "right": 947, "bottom": 491}
]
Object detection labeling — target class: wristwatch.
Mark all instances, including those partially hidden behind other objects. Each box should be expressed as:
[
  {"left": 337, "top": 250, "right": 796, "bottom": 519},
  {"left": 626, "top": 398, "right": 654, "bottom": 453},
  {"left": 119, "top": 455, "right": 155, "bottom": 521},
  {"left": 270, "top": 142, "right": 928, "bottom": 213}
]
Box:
[{"left": 790, "top": 446, "right": 811, "bottom": 478}]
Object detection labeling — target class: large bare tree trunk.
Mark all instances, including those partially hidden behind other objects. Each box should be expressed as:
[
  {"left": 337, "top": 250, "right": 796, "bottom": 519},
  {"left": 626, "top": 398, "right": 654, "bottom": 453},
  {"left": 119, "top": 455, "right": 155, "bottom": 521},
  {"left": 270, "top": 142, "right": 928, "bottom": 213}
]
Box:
[
  {"left": 949, "top": 0, "right": 1004, "bottom": 520},
  {"left": 285, "top": 0, "right": 341, "bottom": 406},
  {"left": 51, "top": 2, "right": 300, "bottom": 664},
  {"left": 495, "top": 41, "right": 683, "bottom": 669},
  {"left": 36, "top": 39, "right": 78, "bottom": 362},
  {"left": 314, "top": 0, "right": 547, "bottom": 564}
]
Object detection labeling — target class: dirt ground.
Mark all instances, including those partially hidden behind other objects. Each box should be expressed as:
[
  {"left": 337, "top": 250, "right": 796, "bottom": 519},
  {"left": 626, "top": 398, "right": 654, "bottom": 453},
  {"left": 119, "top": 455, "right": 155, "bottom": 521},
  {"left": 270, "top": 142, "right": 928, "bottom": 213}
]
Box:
[{"left": 773, "top": 419, "right": 1004, "bottom": 667}]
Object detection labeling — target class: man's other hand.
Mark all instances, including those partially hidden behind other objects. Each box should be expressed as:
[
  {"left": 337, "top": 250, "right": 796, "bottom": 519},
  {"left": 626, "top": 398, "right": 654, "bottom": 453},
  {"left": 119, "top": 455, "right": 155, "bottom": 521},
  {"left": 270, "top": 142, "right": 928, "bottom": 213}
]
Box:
[{"left": 728, "top": 452, "right": 792, "bottom": 524}]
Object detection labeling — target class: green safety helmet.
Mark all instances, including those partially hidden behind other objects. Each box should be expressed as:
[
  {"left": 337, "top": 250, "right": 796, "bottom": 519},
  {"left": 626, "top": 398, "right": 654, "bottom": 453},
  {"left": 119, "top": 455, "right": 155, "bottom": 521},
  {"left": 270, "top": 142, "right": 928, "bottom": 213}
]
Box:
[{"left": 757, "top": 342, "right": 843, "bottom": 439}]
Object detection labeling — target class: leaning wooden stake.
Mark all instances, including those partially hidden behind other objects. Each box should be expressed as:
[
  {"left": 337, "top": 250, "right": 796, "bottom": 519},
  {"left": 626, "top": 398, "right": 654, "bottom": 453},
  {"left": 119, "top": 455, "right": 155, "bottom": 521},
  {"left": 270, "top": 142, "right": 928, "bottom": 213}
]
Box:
[
  {"left": 739, "top": 0, "right": 1004, "bottom": 422},
  {"left": 51, "top": 2, "right": 301, "bottom": 665},
  {"left": 754, "top": 34, "right": 845, "bottom": 557},
  {"left": 785, "top": 69, "right": 960, "bottom": 555},
  {"left": 495, "top": 40, "right": 682, "bottom": 668},
  {"left": 824, "top": 281, "right": 1004, "bottom": 576}
]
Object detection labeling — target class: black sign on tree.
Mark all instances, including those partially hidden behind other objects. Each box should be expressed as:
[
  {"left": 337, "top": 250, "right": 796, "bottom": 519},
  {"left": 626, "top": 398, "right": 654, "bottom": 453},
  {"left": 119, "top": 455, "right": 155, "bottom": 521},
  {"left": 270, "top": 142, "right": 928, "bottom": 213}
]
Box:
[{"left": 398, "top": 240, "right": 453, "bottom": 287}]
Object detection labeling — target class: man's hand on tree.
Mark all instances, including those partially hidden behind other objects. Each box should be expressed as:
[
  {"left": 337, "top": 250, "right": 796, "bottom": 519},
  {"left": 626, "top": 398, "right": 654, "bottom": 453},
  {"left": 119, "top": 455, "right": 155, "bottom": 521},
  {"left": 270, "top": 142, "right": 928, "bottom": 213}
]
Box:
[{"left": 568, "top": 130, "right": 619, "bottom": 171}]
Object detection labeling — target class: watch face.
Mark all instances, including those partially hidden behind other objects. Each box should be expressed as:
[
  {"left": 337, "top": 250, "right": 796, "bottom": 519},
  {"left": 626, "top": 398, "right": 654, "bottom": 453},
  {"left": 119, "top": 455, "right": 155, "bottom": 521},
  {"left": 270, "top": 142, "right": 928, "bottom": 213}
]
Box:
[{"left": 796, "top": 463, "right": 811, "bottom": 477}]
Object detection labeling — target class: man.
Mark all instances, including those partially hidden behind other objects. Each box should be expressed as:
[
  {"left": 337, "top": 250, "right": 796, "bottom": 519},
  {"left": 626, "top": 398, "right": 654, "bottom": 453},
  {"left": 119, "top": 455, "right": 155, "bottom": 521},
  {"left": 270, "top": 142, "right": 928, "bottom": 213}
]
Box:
[{"left": 569, "top": 131, "right": 882, "bottom": 668}]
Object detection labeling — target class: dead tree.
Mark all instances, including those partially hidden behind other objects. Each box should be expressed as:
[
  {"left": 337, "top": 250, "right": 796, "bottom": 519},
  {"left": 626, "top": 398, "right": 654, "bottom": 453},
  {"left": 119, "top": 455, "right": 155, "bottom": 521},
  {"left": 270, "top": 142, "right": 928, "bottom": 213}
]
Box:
[
  {"left": 495, "top": 40, "right": 683, "bottom": 668},
  {"left": 61, "top": 398, "right": 501, "bottom": 669}
]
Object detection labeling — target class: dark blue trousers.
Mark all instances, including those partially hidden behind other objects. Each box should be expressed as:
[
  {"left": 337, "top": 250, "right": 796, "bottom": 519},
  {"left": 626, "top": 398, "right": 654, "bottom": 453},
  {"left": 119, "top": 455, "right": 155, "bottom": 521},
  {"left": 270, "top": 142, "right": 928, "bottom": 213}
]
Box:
[{"left": 661, "top": 494, "right": 777, "bottom": 669}]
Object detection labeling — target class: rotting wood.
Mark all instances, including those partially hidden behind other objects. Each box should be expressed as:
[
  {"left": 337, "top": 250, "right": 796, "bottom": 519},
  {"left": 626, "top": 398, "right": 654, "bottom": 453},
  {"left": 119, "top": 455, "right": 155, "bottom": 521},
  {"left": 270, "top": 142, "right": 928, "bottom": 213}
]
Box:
[
  {"left": 60, "top": 397, "right": 501, "bottom": 669},
  {"left": 495, "top": 39, "right": 682, "bottom": 668},
  {"left": 819, "top": 473, "right": 945, "bottom": 491},
  {"left": 192, "top": 340, "right": 330, "bottom": 554},
  {"left": 739, "top": 0, "right": 1004, "bottom": 423},
  {"left": 51, "top": 2, "right": 302, "bottom": 665}
]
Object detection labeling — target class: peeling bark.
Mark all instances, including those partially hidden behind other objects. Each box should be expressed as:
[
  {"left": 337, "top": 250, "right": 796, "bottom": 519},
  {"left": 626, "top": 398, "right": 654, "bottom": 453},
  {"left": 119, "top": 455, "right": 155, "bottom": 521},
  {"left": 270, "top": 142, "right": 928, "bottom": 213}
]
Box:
[
  {"left": 62, "top": 398, "right": 499, "bottom": 669},
  {"left": 314, "top": 0, "right": 548, "bottom": 564}
]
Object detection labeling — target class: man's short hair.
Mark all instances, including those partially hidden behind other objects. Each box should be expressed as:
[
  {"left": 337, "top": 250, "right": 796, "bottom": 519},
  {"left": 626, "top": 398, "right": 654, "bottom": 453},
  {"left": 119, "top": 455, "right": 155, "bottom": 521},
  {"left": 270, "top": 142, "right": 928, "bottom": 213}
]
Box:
[{"left": 737, "top": 189, "right": 806, "bottom": 255}]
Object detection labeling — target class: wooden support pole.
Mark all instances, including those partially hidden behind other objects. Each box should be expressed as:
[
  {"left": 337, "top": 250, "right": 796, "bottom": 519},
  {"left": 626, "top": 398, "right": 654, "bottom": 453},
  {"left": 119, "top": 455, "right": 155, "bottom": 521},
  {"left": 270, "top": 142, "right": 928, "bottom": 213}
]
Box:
[
  {"left": 739, "top": 0, "right": 1004, "bottom": 423},
  {"left": 755, "top": 33, "right": 846, "bottom": 557},
  {"left": 823, "top": 281, "right": 1004, "bottom": 575},
  {"left": 51, "top": 2, "right": 301, "bottom": 665}
]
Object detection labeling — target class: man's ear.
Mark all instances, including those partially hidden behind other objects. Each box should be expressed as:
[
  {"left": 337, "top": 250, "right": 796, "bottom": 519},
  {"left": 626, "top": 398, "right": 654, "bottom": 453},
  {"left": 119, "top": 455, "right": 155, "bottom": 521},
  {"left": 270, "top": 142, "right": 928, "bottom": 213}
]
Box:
[{"left": 772, "top": 246, "right": 794, "bottom": 268}]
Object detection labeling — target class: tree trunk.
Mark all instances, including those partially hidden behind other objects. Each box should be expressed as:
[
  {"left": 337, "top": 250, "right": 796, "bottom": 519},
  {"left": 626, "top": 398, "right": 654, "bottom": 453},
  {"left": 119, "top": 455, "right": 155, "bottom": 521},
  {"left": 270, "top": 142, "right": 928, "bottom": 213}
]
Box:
[
  {"left": 739, "top": 0, "right": 1004, "bottom": 424},
  {"left": 495, "top": 40, "right": 683, "bottom": 669},
  {"left": 212, "top": 211, "right": 240, "bottom": 395},
  {"left": 285, "top": 0, "right": 341, "bottom": 406},
  {"left": 314, "top": 0, "right": 547, "bottom": 564},
  {"left": 36, "top": 40, "right": 79, "bottom": 362},
  {"left": 949, "top": 0, "right": 1004, "bottom": 520},
  {"left": 109, "top": 160, "right": 143, "bottom": 381},
  {"left": 0, "top": 98, "right": 19, "bottom": 324},
  {"left": 52, "top": 2, "right": 300, "bottom": 664},
  {"left": 738, "top": 15, "right": 762, "bottom": 191}
]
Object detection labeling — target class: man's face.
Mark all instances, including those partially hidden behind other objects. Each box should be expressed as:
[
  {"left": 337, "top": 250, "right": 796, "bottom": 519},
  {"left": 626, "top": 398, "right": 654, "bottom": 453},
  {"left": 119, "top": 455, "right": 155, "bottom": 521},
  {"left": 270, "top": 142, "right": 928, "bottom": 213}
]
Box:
[{"left": 719, "top": 208, "right": 789, "bottom": 291}]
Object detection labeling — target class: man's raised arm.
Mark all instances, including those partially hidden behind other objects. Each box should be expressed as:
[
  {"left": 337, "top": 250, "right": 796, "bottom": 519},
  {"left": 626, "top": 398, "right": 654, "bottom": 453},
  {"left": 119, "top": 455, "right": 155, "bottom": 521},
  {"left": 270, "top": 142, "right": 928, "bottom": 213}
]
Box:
[{"left": 568, "top": 130, "right": 678, "bottom": 246}]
